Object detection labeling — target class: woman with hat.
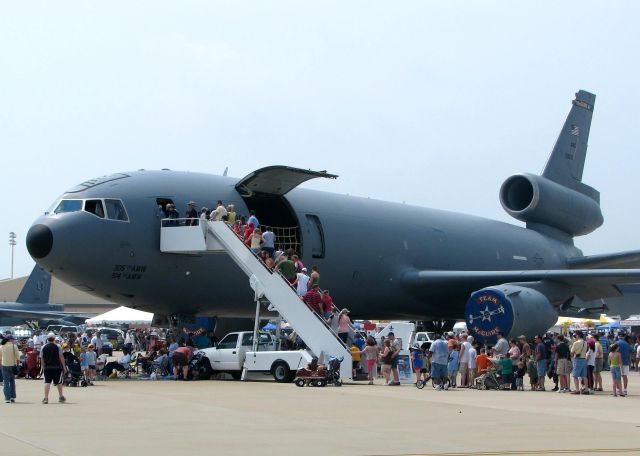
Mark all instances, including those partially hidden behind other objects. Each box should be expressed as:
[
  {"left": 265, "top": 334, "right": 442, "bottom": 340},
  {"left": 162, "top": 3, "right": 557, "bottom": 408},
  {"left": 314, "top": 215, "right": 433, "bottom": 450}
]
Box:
[{"left": 0, "top": 334, "right": 20, "bottom": 403}]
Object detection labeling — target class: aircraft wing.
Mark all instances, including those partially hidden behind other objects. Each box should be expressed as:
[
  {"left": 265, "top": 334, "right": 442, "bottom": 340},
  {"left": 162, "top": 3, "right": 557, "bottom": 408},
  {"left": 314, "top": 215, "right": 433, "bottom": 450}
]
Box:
[
  {"left": 567, "top": 250, "right": 640, "bottom": 269},
  {"left": 0, "top": 307, "right": 89, "bottom": 324},
  {"left": 402, "top": 268, "right": 640, "bottom": 301}
]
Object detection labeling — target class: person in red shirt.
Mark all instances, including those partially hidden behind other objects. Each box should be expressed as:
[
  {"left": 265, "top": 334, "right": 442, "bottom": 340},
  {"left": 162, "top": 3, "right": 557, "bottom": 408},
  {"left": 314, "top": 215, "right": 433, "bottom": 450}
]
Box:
[
  {"left": 172, "top": 342, "right": 195, "bottom": 381},
  {"left": 302, "top": 284, "right": 323, "bottom": 315},
  {"left": 321, "top": 290, "right": 334, "bottom": 321},
  {"left": 243, "top": 222, "right": 255, "bottom": 246},
  {"left": 476, "top": 348, "right": 491, "bottom": 376}
]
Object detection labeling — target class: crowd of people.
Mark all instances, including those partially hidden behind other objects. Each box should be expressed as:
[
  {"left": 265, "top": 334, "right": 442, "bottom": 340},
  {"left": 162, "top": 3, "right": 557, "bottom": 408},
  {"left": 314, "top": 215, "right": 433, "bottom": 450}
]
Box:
[{"left": 353, "top": 329, "right": 638, "bottom": 396}]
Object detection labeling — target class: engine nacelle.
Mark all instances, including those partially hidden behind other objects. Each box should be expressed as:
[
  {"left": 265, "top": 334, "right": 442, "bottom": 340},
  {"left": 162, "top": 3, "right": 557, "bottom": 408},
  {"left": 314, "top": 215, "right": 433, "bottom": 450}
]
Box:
[
  {"left": 500, "top": 173, "right": 603, "bottom": 236},
  {"left": 465, "top": 285, "right": 558, "bottom": 344}
]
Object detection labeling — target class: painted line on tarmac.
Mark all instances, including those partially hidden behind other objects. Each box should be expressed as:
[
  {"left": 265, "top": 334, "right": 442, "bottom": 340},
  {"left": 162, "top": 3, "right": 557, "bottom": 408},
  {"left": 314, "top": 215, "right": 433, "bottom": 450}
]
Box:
[
  {"left": 0, "top": 430, "right": 62, "bottom": 456},
  {"left": 380, "top": 449, "right": 640, "bottom": 456}
]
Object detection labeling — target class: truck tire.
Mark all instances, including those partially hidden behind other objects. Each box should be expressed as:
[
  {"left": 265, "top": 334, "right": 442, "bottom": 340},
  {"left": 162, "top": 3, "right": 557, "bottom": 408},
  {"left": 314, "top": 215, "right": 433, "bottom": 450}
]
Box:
[
  {"left": 230, "top": 371, "right": 242, "bottom": 380},
  {"left": 271, "top": 361, "right": 293, "bottom": 383},
  {"left": 198, "top": 358, "right": 213, "bottom": 380}
]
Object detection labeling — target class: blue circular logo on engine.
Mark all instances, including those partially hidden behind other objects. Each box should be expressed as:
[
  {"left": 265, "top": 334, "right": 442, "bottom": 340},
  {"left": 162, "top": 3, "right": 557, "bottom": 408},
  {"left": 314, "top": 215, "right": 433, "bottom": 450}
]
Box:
[{"left": 465, "top": 288, "right": 514, "bottom": 345}]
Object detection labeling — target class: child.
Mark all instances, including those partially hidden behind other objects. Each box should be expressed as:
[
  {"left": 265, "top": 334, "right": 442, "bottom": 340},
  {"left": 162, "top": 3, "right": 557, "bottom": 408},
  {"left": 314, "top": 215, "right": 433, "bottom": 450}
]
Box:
[
  {"left": 79, "top": 346, "right": 90, "bottom": 384},
  {"left": 499, "top": 355, "right": 513, "bottom": 389},
  {"left": 410, "top": 345, "right": 427, "bottom": 385},
  {"left": 467, "top": 343, "right": 478, "bottom": 387},
  {"left": 609, "top": 343, "right": 623, "bottom": 397},
  {"left": 350, "top": 344, "right": 361, "bottom": 379},
  {"left": 85, "top": 343, "right": 97, "bottom": 385},
  {"left": 447, "top": 344, "right": 459, "bottom": 388},
  {"left": 526, "top": 355, "right": 538, "bottom": 391},
  {"left": 476, "top": 348, "right": 490, "bottom": 377},
  {"left": 515, "top": 361, "right": 526, "bottom": 391}
]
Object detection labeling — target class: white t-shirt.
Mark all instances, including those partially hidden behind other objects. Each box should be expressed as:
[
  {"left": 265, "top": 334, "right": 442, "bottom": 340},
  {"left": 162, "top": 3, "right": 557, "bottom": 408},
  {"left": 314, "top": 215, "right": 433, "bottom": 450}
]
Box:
[
  {"left": 91, "top": 335, "right": 103, "bottom": 349},
  {"left": 211, "top": 205, "right": 228, "bottom": 221},
  {"left": 468, "top": 347, "right": 477, "bottom": 369},
  {"left": 296, "top": 273, "right": 310, "bottom": 297},
  {"left": 459, "top": 341, "right": 472, "bottom": 363}
]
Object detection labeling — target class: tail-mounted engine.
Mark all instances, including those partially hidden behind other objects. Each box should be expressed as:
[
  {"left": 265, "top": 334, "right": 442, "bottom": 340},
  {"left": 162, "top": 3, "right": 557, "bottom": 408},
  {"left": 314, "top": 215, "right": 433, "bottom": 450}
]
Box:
[{"left": 500, "top": 173, "right": 603, "bottom": 237}]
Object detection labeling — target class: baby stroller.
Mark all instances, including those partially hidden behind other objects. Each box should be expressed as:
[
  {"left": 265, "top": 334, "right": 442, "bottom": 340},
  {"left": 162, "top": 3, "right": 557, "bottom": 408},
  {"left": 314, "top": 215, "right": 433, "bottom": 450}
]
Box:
[
  {"left": 294, "top": 356, "right": 343, "bottom": 387},
  {"left": 187, "top": 352, "right": 213, "bottom": 380},
  {"left": 474, "top": 366, "right": 502, "bottom": 390},
  {"left": 63, "top": 352, "right": 88, "bottom": 387}
]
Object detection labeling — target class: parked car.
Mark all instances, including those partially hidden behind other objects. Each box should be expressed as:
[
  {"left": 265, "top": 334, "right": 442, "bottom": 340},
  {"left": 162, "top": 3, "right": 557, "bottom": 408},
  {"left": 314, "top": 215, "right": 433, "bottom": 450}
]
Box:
[
  {"left": 97, "top": 327, "right": 124, "bottom": 350},
  {"left": 45, "top": 325, "right": 64, "bottom": 334},
  {"left": 100, "top": 335, "right": 114, "bottom": 356},
  {"left": 59, "top": 326, "right": 81, "bottom": 336}
]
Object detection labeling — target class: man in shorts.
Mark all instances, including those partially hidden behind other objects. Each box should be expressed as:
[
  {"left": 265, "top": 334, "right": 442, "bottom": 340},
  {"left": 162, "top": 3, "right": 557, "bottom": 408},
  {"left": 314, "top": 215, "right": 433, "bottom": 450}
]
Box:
[
  {"left": 592, "top": 334, "right": 604, "bottom": 391},
  {"left": 570, "top": 331, "right": 588, "bottom": 394},
  {"left": 40, "top": 333, "right": 67, "bottom": 404},
  {"left": 429, "top": 334, "right": 449, "bottom": 390},
  {"left": 172, "top": 342, "right": 195, "bottom": 380},
  {"left": 616, "top": 332, "right": 631, "bottom": 397},
  {"left": 554, "top": 334, "right": 571, "bottom": 393}
]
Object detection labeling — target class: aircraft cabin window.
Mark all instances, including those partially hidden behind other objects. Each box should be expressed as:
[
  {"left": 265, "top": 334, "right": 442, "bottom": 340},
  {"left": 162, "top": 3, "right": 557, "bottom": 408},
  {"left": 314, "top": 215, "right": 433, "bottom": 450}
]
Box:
[
  {"left": 53, "top": 199, "right": 83, "bottom": 214},
  {"left": 105, "top": 199, "right": 129, "bottom": 221},
  {"left": 84, "top": 199, "right": 105, "bottom": 218}
]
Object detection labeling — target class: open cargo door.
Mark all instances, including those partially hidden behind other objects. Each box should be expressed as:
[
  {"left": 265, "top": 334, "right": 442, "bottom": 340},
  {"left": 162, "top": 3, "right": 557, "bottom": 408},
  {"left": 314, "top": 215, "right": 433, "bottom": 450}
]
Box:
[{"left": 235, "top": 166, "right": 338, "bottom": 197}]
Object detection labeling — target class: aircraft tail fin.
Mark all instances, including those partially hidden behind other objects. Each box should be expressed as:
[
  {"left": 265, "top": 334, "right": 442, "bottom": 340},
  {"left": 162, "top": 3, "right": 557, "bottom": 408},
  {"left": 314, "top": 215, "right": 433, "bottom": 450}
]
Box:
[
  {"left": 542, "top": 90, "right": 598, "bottom": 200},
  {"left": 16, "top": 265, "right": 51, "bottom": 304}
]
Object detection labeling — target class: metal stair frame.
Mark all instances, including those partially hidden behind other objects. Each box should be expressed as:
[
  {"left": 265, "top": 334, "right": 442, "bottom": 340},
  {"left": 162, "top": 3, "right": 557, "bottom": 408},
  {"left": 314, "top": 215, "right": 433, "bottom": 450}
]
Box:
[{"left": 205, "top": 221, "right": 353, "bottom": 379}]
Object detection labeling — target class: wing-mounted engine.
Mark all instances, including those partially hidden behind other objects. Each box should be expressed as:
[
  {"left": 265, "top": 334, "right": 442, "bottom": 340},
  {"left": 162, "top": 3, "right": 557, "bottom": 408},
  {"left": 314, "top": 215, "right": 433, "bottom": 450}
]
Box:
[
  {"left": 500, "top": 173, "right": 603, "bottom": 237},
  {"left": 465, "top": 285, "right": 558, "bottom": 344}
]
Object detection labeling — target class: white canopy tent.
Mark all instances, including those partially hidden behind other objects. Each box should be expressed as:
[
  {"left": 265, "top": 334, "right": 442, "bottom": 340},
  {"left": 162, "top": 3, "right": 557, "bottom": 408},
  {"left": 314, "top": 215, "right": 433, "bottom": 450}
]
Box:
[{"left": 85, "top": 306, "right": 153, "bottom": 326}]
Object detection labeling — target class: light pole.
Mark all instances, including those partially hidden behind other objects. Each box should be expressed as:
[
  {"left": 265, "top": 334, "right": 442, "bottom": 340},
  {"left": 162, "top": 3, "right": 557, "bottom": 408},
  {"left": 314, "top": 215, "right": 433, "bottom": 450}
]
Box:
[{"left": 9, "top": 232, "right": 16, "bottom": 279}]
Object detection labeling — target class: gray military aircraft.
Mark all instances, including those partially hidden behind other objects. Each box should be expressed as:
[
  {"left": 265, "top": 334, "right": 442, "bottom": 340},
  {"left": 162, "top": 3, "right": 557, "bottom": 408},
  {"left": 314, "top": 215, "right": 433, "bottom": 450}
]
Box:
[
  {"left": 0, "top": 265, "right": 87, "bottom": 326},
  {"left": 25, "top": 90, "right": 640, "bottom": 343}
]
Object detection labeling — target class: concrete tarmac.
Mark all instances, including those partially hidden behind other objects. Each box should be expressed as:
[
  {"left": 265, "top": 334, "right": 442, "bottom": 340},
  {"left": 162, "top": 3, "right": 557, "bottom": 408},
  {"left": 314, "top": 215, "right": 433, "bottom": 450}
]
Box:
[{"left": 1, "top": 372, "right": 639, "bottom": 456}]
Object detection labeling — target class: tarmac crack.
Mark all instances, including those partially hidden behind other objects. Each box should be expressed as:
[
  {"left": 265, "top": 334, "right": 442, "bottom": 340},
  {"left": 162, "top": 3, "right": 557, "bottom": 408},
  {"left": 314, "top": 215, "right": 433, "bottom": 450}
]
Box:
[{"left": 0, "top": 430, "right": 63, "bottom": 456}]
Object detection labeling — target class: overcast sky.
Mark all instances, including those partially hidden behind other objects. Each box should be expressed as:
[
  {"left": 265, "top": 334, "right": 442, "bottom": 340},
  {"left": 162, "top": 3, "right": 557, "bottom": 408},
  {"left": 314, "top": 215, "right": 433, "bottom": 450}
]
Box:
[{"left": 1, "top": 1, "right": 639, "bottom": 280}]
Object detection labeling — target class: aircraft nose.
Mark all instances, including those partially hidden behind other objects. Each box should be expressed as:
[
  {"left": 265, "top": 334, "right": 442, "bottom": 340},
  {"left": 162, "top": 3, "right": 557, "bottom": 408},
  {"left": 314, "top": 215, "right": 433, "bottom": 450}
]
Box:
[{"left": 26, "top": 224, "right": 54, "bottom": 259}]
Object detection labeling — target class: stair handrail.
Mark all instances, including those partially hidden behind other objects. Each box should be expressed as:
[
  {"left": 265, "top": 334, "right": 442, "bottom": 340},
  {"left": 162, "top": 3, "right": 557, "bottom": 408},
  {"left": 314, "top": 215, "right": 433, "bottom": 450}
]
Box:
[{"left": 211, "top": 221, "right": 350, "bottom": 350}]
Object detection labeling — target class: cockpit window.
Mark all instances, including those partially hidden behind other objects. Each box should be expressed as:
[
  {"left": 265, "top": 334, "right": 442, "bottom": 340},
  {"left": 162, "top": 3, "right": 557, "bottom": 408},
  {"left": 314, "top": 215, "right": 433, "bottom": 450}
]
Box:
[
  {"left": 84, "top": 200, "right": 105, "bottom": 218},
  {"left": 105, "top": 199, "right": 129, "bottom": 221},
  {"left": 53, "top": 200, "right": 82, "bottom": 214}
]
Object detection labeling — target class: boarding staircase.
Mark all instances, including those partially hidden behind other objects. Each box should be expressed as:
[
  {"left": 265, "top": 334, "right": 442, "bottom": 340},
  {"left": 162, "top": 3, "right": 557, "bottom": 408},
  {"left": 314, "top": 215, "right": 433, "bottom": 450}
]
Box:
[{"left": 160, "top": 219, "right": 352, "bottom": 379}]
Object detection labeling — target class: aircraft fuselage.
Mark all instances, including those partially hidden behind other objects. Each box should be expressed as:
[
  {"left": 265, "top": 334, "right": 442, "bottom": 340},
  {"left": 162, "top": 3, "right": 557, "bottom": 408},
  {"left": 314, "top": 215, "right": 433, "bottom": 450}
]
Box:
[{"left": 27, "top": 170, "right": 581, "bottom": 321}]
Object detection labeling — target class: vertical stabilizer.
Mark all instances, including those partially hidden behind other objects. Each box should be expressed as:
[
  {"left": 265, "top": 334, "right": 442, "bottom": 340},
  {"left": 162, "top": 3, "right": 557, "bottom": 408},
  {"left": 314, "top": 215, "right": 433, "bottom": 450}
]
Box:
[
  {"left": 542, "top": 90, "right": 599, "bottom": 200},
  {"left": 16, "top": 265, "right": 51, "bottom": 304}
]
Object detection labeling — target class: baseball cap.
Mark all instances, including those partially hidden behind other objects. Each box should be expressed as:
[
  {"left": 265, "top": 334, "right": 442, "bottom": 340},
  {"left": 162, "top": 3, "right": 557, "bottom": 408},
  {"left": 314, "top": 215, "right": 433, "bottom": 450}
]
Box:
[{"left": 48, "top": 332, "right": 56, "bottom": 338}]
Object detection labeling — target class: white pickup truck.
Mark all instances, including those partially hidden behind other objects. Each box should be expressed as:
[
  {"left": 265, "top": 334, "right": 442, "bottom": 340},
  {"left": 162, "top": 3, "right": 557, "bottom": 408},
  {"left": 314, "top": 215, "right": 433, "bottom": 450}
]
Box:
[
  {"left": 197, "top": 331, "right": 312, "bottom": 382},
  {"left": 413, "top": 331, "right": 436, "bottom": 349}
]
